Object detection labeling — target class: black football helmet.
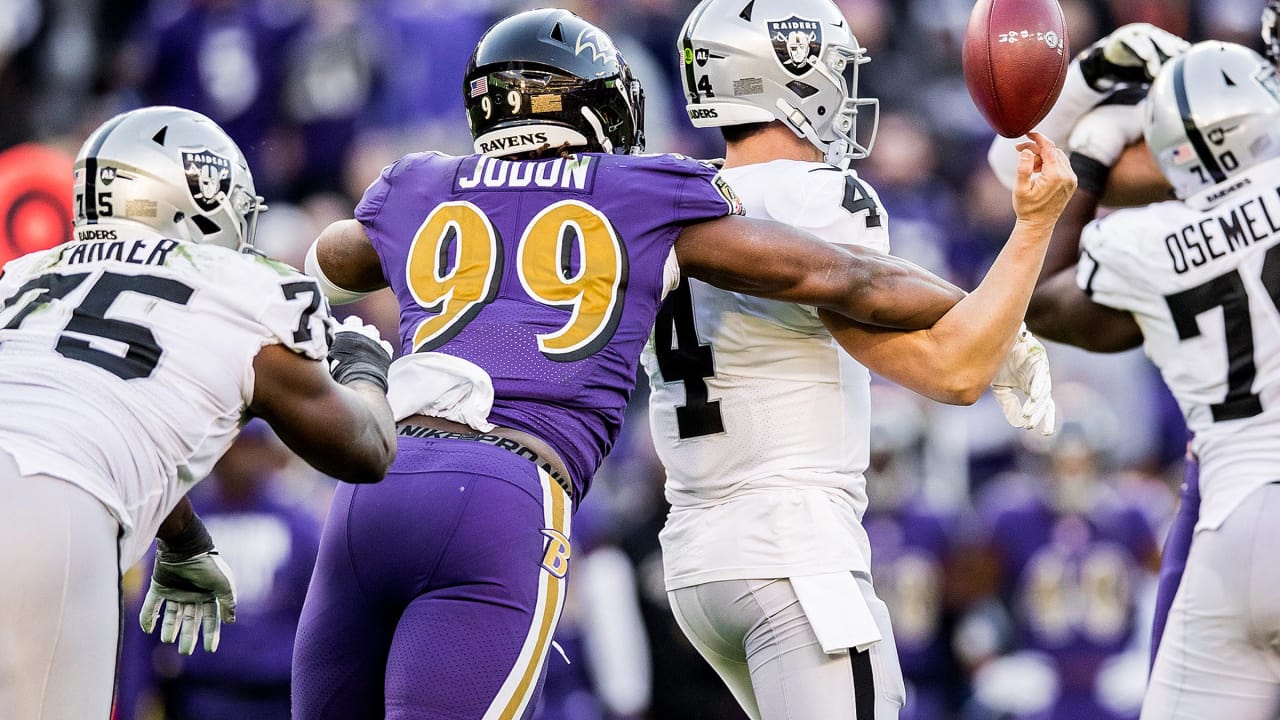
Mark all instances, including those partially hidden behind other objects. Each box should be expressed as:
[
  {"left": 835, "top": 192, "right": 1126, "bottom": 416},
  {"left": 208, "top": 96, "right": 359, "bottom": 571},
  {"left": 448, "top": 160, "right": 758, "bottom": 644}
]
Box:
[{"left": 463, "top": 9, "right": 645, "bottom": 158}]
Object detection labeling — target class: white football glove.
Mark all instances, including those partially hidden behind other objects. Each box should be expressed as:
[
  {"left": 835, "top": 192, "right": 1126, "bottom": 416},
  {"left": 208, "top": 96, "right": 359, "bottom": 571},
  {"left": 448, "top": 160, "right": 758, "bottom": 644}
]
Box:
[
  {"left": 1079, "top": 23, "right": 1190, "bottom": 91},
  {"left": 1068, "top": 102, "right": 1146, "bottom": 168},
  {"left": 992, "top": 325, "right": 1056, "bottom": 435},
  {"left": 140, "top": 550, "right": 237, "bottom": 654}
]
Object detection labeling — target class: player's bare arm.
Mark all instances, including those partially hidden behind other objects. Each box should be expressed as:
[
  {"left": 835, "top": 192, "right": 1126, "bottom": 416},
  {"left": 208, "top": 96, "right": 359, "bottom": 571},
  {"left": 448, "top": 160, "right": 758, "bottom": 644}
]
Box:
[
  {"left": 1102, "top": 141, "right": 1172, "bottom": 207},
  {"left": 1027, "top": 269, "right": 1142, "bottom": 352},
  {"left": 309, "top": 219, "right": 387, "bottom": 297},
  {"left": 810, "top": 133, "right": 1077, "bottom": 404},
  {"left": 1022, "top": 136, "right": 1143, "bottom": 352},
  {"left": 248, "top": 343, "right": 395, "bottom": 483},
  {"left": 674, "top": 216, "right": 966, "bottom": 330}
]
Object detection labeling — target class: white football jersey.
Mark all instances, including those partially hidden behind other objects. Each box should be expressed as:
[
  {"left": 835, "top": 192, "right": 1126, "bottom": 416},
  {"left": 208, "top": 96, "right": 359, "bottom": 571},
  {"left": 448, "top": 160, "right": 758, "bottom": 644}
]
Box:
[
  {"left": 1077, "top": 157, "right": 1280, "bottom": 531},
  {"left": 641, "top": 159, "right": 890, "bottom": 589},
  {"left": 0, "top": 223, "right": 331, "bottom": 565}
]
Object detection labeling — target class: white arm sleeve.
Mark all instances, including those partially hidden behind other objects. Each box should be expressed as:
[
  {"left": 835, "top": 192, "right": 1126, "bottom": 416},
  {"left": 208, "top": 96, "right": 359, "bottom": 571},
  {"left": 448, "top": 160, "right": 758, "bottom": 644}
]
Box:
[{"left": 304, "top": 238, "right": 373, "bottom": 306}]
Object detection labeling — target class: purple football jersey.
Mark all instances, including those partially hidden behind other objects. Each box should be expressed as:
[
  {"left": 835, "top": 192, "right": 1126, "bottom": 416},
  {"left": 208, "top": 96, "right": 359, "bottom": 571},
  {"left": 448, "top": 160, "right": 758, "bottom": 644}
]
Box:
[
  {"left": 357, "top": 152, "right": 737, "bottom": 498},
  {"left": 979, "top": 474, "right": 1158, "bottom": 694}
]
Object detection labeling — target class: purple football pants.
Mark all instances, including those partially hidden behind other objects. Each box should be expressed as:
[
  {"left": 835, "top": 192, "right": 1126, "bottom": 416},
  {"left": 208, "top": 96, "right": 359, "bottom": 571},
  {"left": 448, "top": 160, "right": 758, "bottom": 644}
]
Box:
[
  {"left": 292, "top": 437, "right": 573, "bottom": 720},
  {"left": 1150, "top": 457, "right": 1200, "bottom": 670}
]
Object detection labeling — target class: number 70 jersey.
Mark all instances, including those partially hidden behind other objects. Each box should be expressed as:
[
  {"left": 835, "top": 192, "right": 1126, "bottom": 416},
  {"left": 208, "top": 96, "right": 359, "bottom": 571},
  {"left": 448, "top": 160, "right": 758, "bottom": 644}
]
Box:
[
  {"left": 0, "top": 226, "right": 331, "bottom": 564},
  {"left": 1077, "top": 158, "right": 1280, "bottom": 532}
]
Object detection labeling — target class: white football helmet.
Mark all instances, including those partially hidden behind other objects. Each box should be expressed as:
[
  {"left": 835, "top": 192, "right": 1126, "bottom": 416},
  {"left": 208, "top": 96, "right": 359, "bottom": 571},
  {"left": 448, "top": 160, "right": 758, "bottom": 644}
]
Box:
[
  {"left": 1144, "top": 41, "right": 1280, "bottom": 200},
  {"left": 678, "top": 0, "right": 878, "bottom": 164},
  {"left": 73, "top": 106, "right": 265, "bottom": 250}
]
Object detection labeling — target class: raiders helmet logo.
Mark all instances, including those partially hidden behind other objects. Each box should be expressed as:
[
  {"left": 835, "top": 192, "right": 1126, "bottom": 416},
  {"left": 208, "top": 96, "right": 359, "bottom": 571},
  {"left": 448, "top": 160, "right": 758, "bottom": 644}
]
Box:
[
  {"left": 767, "top": 16, "right": 822, "bottom": 77},
  {"left": 181, "top": 150, "right": 232, "bottom": 212}
]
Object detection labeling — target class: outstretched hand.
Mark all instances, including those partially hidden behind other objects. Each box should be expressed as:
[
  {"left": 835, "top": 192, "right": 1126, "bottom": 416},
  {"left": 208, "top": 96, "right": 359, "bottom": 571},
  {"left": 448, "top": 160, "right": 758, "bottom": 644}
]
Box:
[{"left": 1012, "top": 132, "right": 1077, "bottom": 228}]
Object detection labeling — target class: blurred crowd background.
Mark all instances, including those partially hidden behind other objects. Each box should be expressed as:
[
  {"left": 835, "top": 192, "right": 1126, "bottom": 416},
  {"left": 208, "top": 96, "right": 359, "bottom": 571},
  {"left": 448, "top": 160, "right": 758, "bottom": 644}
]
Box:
[{"left": 0, "top": 0, "right": 1268, "bottom": 719}]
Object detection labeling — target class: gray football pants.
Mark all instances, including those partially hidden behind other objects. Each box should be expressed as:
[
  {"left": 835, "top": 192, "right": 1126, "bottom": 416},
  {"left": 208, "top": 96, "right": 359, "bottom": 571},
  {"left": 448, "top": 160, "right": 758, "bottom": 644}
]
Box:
[
  {"left": 1143, "top": 482, "right": 1280, "bottom": 720},
  {"left": 669, "top": 574, "right": 905, "bottom": 720},
  {"left": 0, "top": 448, "right": 121, "bottom": 720}
]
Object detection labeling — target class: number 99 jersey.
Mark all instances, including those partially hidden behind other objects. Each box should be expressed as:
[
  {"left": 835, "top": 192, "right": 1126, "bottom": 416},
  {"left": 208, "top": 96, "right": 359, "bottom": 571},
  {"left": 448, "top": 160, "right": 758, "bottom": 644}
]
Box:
[
  {"left": 0, "top": 225, "right": 331, "bottom": 564},
  {"left": 641, "top": 159, "right": 890, "bottom": 589},
  {"left": 355, "top": 151, "right": 740, "bottom": 500},
  {"left": 1076, "top": 158, "right": 1280, "bottom": 532}
]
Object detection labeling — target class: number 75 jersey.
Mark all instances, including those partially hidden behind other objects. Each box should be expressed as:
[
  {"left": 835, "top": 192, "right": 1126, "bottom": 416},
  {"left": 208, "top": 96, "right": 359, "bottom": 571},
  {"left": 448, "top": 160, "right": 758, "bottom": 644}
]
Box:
[
  {"left": 0, "top": 226, "right": 331, "bottom": 564},
  {"left": 1076, "top": 158, "right": 1280, "bottom": 532}
]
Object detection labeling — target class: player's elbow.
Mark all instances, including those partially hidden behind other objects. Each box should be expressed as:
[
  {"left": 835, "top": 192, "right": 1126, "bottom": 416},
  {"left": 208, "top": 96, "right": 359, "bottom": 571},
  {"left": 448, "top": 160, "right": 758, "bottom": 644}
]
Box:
[
  {"left": 335, "top": 449, "right": 394, "bottom": 484},
  {"left": 334, "top": 429, "right": 397, "bottom": 484},
  {"left": 930, "top": 373, "right": 988, "bottom": 406}
]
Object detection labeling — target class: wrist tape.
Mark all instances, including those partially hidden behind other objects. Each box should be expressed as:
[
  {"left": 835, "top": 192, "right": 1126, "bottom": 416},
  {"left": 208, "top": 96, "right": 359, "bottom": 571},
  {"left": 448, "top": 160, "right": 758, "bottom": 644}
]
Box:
[
  {"left": 158, "top": 514, "right": 214, "bottom": 560},
  {"left": 329, "top": 332, "right": 392, "bottom": 393}
]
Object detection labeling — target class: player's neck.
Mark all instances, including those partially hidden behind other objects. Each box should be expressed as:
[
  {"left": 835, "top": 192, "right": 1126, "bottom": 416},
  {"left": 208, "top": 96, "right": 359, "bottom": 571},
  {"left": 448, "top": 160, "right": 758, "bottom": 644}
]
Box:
[{"left": 723, "top": 127, "right": 823, "bottom": 169}]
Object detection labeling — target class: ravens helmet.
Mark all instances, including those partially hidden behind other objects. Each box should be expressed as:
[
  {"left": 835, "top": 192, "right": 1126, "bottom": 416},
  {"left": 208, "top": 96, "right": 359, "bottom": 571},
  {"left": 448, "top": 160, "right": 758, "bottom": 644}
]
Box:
[
  {"left": 463, "top": 9, "right": 645, "bottom": 158},
  {"left": 73, "top": 106, "right": 265, "bottom": 251}
]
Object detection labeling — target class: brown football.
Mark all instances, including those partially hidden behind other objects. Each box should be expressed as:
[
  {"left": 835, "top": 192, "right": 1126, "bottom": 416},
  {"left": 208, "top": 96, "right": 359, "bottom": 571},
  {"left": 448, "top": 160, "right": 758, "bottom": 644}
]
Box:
[{"left": 963, "top": 0, "right": 1069, "bottom": 138}]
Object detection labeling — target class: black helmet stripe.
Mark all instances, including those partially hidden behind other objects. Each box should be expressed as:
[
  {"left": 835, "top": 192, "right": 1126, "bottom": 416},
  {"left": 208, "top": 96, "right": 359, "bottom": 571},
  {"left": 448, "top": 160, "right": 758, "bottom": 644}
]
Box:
[
  {"left": 82, "top": 111, "right": 132, "bottom": 224},
  {"left": 681, "top": 1, "right": 713, "bottom": 105},
  {"left": 1172, "top": 54, "right": 1228, "bottom": 185}
]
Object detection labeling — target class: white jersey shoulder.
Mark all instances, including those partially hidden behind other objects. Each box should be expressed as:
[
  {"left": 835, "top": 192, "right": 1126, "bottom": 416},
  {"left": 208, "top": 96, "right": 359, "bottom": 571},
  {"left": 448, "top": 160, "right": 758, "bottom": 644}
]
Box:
[
  {"left": 1077, "top": 158, "right": 1280, "bottom": 531},
  {"left": 0, "top": 224, "right": 332, "bottom": 564},
  {"left": 642, "top": 159, "right": 888, "bottom": 588}
]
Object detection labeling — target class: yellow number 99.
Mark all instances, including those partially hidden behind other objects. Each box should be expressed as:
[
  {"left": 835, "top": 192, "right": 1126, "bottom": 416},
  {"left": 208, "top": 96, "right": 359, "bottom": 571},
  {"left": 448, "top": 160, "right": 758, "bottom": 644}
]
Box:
[
  {"left": 405, "top": 202, "right": 500, "bottom": 351},
  {"left": 519, "top": 201, "right": 626, "bottom": 361},
  {"left": 404, "top": 199, "right": 626, "bottom": 361}
]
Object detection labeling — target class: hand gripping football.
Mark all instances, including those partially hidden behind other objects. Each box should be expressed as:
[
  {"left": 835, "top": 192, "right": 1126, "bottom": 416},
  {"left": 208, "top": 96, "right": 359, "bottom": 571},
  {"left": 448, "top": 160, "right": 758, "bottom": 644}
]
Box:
[{"left": 963, "top": 0, "right": 1069, "bottom": 138}]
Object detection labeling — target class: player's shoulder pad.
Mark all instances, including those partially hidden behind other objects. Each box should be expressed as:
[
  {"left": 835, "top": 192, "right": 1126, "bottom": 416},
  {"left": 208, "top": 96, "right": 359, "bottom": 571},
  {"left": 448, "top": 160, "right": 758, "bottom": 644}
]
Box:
[
  {"left": 766, "top": 163, "right": 888, "bottom": 250},
  {"left": 1079, "top": 200, "right": 1174, "bottom": 263},
  {"left": 621, "top": 152, "right": 744, "bottom": 216},
  {"left": 625, "top": 152, "right": 717, "bottom": 174},
  {"left": 250, "top": 254, "right": 333, "bottom": 361},
  {"left": 201, "top": 248, "right": 334, "bottom": 361},
  {"left": 1, "top": 243, "right": 68, "bottom": 283}
]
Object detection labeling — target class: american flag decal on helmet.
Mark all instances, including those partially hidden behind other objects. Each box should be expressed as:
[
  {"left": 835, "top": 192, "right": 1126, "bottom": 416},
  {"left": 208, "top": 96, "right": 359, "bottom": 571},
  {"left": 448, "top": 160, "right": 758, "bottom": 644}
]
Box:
[{"left": 470, "top": 77, "right": 489, "bottom": 97}]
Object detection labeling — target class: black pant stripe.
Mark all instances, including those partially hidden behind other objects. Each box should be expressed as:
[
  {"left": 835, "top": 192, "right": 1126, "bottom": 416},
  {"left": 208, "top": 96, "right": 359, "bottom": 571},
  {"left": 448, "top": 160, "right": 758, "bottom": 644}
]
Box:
[{"left": 850, "top": 646, "right": 875, "bottom": 720}]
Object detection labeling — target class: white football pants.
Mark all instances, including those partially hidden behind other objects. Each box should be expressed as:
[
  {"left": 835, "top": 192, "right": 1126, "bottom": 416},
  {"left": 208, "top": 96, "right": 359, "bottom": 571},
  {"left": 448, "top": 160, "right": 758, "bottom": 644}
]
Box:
[
  {"left": 0, "top": 448, "right": 121, "bottom": 720},
  {"left": 1142, "top": 482, "right": 1280, "bottom": 720},
  {"left": 669, "top": 574, "right": 905, "bottom": 720}
]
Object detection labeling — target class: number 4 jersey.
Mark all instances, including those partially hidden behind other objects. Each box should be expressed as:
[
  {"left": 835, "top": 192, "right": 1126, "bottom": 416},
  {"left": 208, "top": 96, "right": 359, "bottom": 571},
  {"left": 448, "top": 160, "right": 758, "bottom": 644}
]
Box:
[
  {"left": 640, "top": 159, "right": 890, "bottom": 589},
  {"left": 1077, "top": 157, "right": 1280, "bottom": 531},
  {"left": 0, "top": 225, "right": 331, "bottom": 564}
]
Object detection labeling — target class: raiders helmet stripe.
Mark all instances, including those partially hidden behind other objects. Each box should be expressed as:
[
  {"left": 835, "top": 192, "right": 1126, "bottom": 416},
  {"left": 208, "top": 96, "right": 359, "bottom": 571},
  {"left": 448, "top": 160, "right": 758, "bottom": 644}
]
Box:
[
  {"left": 81, "top": 112, "right": 131, "bottom": 224},
  {"left": 1172, "top": 54, "right": 1228, "bottom": 185}
]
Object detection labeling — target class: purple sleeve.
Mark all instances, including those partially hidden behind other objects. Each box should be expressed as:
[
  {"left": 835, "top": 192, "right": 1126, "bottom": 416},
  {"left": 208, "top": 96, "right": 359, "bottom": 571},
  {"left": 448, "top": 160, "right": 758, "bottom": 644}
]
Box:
[
  {"left": 117, "top": 548, "right": 161, "bottom": 720},
  {"left": 1151, "top": 458, "right": 1200, "bottom": 668},
  {"left": 626, "top": 155, "right": 743, "bottom": 229},
  {"left": 354, "top": 157, "right": 406, "bottom": 228}
]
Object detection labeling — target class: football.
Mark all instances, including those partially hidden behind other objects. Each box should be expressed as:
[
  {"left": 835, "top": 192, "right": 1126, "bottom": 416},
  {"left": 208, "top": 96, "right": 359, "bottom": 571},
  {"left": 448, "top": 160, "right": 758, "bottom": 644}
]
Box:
[{"left": 962, "top": 0, "right": 1069, "bottom": 138}]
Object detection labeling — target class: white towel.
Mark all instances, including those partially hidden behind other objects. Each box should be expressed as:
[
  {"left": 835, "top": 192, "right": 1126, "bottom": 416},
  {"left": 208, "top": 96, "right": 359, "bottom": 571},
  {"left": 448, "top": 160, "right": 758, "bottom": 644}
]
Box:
[{"left": 387, "top": 352, "right": 496, "bottom": 432}]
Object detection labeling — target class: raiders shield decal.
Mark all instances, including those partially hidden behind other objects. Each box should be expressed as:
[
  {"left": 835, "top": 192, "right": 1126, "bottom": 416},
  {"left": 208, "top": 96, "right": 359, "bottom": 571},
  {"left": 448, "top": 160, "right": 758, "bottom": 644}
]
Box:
[
  {"left": 767, "top": 16, "right": 822, "bottom": 77},
  {"left": 182, "top": 149, "right": 231, "bottom": 212}
]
